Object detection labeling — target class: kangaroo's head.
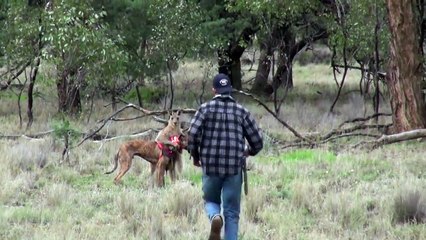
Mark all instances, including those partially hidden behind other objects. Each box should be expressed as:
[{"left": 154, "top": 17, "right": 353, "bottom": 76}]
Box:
[{"left": 168, "top": 110, "right": 181, "bottom": 128}]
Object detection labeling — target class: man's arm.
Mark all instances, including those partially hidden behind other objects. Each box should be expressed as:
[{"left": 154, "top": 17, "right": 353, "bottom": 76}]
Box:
[
  {"left": 187, "top": 109, "right": 205, "bottom": 166},
  {"left": 243, "top": 112, "right": 263, "bottom": 156}
]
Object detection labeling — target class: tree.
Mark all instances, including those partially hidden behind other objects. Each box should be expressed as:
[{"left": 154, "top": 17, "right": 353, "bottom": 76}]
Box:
[
  {"left": 94, "top": 0, "right": 204, "bottom": 109},
  {"left": 42, "top": 0, "right": 127, "bottom": 114},
  {"left": 230, "top": 0, "right": 330, "bottom": 97},
  {"left": 198, "top": 0, "right": 257, "bottom": 90},
  {"left": 386, "top": 0, "right": 426, "bottom": 132},
  {"left": 1, "top": 0, "right": 45, "bottom": 128}
]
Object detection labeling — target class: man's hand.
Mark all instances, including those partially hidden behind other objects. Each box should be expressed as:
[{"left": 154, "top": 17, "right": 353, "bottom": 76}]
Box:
[
  {"left": 190, "top": 149, "right": 201, "bottom": 167},
  {"left": 244, "top": 145, "right": 250, "bottom": 157},
  {"left": 193, "top": 158, "right": 201, "bottom": 167}
]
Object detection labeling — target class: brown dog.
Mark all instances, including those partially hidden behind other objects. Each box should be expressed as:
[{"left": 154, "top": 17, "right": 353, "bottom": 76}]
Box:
[{"left": 105, "top": 134, "right": 187, "bottom": 187}]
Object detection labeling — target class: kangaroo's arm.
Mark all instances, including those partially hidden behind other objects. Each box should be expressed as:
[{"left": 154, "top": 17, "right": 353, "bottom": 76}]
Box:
[{"left": 155, "top": 129, "right": 178, "bottom": 147}]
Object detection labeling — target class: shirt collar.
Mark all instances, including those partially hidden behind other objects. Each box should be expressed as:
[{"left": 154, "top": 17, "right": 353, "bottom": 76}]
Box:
[{"left": 213, "top": 94, "right": 234, "bottom": 100}]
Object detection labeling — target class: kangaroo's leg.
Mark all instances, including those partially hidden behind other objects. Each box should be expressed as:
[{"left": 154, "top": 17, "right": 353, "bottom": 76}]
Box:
[
  {"left": 174, "top": 153, "right": 183, "bottom": 179},
  {"left": 156, "top": 156, "right": 169, "bottom": 187}
]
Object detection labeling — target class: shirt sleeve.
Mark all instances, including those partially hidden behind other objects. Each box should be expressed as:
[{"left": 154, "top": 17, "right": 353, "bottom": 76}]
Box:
[
  {"left": 187, "top": 107, "right": 205, "bottom": 158},
  {"left": 243, "top": 112, "right": 263, "bottom": 156}
]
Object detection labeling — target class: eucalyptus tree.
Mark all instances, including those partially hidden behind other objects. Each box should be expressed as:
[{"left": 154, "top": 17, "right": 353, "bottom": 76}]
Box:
[
  {"left": 0, "top": 1, "right": 7, "bottom": 60},
  {"left": 385, "top": 0, "right": 426, "bottom": 132},
  {"left": 1, "top": 0, "right": 46, "bottom": 128},
  {"left": 93, "top": 0, "right": 203, "bottom": 108},
  {"left": 327, "top": 0, "right": 390, "bottom": 114},
  {"left": 42, "top": 0, "right": 128, "bottom": 114},
  {"left": 1, "top": 0, "right": 128, "bottom": 117},
  {"left": 197, "top": 0, "right": 258, "bottom": 90},
  {"left": 228, "top": 0, "right": 331, "bottom": 102}
]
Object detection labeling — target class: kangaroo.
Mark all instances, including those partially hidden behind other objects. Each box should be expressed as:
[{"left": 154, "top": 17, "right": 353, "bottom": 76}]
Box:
[{"left": 154, "top": 110, "right": 184, "bottom": 176}]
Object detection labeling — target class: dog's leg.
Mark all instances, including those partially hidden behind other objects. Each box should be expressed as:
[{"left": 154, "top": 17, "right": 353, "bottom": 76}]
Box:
[
  {"left": 150, "top": 162, "right": 156, "bottom": 188},
  {"left": 114, "top": 153, "right": 132, "bottom": 184}
]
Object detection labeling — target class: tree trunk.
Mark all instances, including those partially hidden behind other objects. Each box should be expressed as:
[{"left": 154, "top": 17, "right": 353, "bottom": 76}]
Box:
[
  {"left": 57, "top": 70, "right": 68, "bottom": 113},
  {"left": 56, "top": 67, "right": 82, "bottom": 115},
  {"left": 229, "top": 56, "right": 242, "bottom": 90},
  {"left": 218, "top": 50, "right": 243, "bottom": 90},
  {"left": 68, "top": 84, "right": 81, "bottom": 115},
  {"left": 251, "top": 39, "right": 273, "bottom": 95},
  {"left": 386, "top": 0, "right": 426, "bottom": 132},
  {"left": 27, "top": 56, "right": 40, "bottom": 129},
  {"left": 136, "top": 39, "right": 147, "bottom": 107},
  {"left": 217, "top": 27, "right": 256, "bottom": 91},
  {"left": 273, "top": 30, "right": 296, "bottom": 90}
]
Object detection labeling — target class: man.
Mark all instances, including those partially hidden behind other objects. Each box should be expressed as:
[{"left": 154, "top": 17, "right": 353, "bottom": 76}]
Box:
[{"left": 188, "top": 73, "right": 263, "bottom": 240}]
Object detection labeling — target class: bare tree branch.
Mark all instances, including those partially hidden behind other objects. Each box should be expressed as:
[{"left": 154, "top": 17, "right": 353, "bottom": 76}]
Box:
[
  {"left": 77, "top": 103, "right": 196, "bottom": 147},
  {"left": 338, "top": 113, "right": 392, "bottom": 128},
  {"left": 0, "top": 130, "right": 54, "bottom": 140},
  {"left": 235, "top": 90, "right": 314, "bottom": 144},
  {"left": 0, "top": 59, "right": 32, "bottom": 90}
]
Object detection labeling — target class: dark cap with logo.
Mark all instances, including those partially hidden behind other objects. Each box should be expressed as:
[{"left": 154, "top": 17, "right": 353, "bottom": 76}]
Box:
[{"left": 213, "top": 73, "right": 233, "bottom": 94}]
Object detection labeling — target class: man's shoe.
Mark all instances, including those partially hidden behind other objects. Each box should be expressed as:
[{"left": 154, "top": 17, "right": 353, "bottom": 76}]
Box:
[{"left": 208, "top": 215, "right": 223, "bottom": 240}]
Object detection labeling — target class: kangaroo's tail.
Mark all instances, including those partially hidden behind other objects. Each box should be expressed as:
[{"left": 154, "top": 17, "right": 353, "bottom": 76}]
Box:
[{"left": 105, "top": 151, "right": 119, "bottom": 174}]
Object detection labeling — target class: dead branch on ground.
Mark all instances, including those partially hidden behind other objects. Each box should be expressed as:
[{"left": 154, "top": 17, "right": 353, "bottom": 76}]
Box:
[
  {"left": 353, "top": 129, "right": 426, "bottom": 150},
  {"left": 277, "top": 112, "right": 393, "bottom": 150},
  {"left": 0, "top": 130, "right": 54, "bottom": 140}
]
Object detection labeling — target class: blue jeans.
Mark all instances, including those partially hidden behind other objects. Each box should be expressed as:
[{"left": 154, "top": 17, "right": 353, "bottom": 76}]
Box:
[{"left": 202, "top": 170, "right": 242, "bottom": 240}]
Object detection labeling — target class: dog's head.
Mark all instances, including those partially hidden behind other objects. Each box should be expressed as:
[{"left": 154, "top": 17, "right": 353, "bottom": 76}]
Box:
[
  {"left": 178, "top": 128, "right": 189, "bottom": 151},
  {"left": 167, "top": 110, "right": 181, "bottom": 128}
]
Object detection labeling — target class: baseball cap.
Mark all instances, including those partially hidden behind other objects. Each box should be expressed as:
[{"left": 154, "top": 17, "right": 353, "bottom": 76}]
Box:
[{"left": 213, "top": 73, "right": 233, "bottom": 94}]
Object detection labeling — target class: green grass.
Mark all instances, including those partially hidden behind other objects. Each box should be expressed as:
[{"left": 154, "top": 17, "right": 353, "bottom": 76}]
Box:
[
  {"left": 1, "top": 206, "right": 53, "bottom": 225},
  {"left": 258, "top": 149, "right": 336, "bottom": 165}
]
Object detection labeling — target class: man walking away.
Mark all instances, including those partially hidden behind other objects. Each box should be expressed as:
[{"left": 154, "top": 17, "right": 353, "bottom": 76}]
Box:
[{"left": 188, "top": 73, "right": 263, "bottom": 240}]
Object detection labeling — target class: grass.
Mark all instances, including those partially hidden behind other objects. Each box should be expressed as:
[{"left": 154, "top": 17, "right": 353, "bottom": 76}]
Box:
[{"left": 0, "top": 63, "right": 425, "bottom": 239}]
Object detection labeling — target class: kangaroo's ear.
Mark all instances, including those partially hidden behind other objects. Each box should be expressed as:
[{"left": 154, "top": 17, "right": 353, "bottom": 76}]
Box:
[
  {"left": 167, "top": 110, "right": 172, "bottom": 116},
  {"left": 176, "top": 110, "right": 181, "bottom": 116}
]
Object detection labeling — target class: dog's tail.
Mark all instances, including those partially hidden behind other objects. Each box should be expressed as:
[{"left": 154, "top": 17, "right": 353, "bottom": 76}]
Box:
[{"left": 105, "top": 151, "right": 119, "bottom": 174}]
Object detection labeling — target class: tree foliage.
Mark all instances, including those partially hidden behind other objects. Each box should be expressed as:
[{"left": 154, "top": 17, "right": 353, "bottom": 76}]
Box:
[{"left": 0, "top": 0, "right": 425, "bottom": 129}]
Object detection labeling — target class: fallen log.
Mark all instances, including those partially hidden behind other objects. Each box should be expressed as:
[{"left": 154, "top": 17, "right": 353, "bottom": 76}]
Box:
[{"left": 353, "top": 129, "right": 426, "bottom": 149}]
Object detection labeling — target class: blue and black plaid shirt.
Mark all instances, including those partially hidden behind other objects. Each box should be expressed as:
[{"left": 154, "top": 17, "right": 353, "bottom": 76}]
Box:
[{"left": 188, "top": 95, "right": 263, "bottom": 176}]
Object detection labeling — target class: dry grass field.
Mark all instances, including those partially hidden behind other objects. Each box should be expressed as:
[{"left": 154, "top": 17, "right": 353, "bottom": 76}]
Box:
[{"left": 0, "top": 62, "right": 425, "bottom": 240}]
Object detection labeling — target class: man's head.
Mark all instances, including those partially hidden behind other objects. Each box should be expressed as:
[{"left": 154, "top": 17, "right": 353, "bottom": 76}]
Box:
[{"left": 212, "top": 73, "right": 232, "bottom": 94}]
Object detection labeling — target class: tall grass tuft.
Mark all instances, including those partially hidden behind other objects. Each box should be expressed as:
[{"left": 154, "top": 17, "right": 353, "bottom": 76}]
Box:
[
  {"left": 6, "top": 141, "right": 49, "bottom": 174},
  {"left": 43, "top": 183, "right": 72, "bottom": 207},
  {"left": 244, "top": 186, "right": 270, "bottom": 223},
  {"left": 393, "top": 189, "right": 426, "bottom": 224},
  {"left": 164, "top": 181, "right": 202, "bottom": 220},
  {"left": 323, "top": 192, "right": 368, "bottom": 230},
  {"left": 148, "top": 208, "right": 165, "bottom": 240},
  {"left": 115, "top": 191, "right": 138, "bottom": 220}
]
